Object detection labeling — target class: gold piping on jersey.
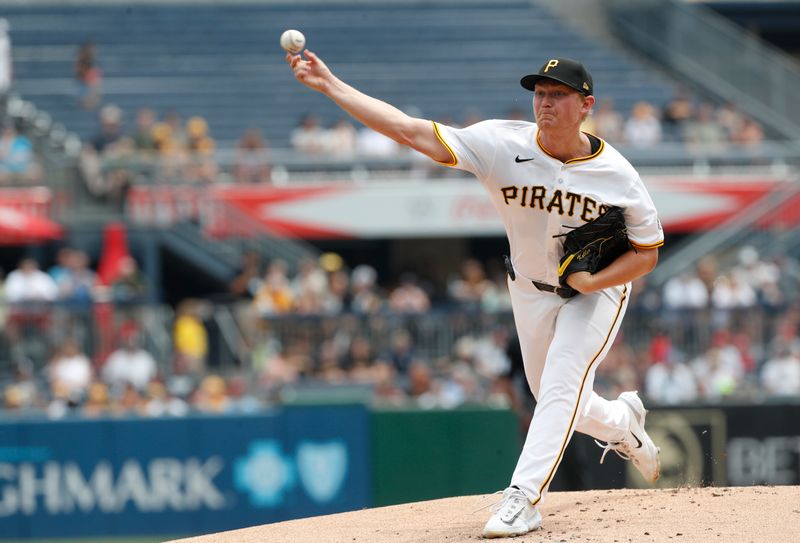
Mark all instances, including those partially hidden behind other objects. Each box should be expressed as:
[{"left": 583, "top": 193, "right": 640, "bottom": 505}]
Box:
[
  {"left": 632, "top": 240, "right": 665, "bottom": 249},
  {"left": 531, "top": 284, "right": 628, "bottom": 507},
  {"left": 536, "top": 130, "right": 605, "bottom": 164},
  {"left": 432, "top": 121, "right": 458, "bottom": 167}
]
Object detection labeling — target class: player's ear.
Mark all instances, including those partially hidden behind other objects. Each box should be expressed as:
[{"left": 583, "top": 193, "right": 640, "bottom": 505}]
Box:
[{"left": 582, "top": 95, "right": 595, "bottom": 114}]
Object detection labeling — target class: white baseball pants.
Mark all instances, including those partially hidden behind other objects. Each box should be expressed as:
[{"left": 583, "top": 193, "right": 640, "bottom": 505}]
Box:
[{"left": 506, "top": 276, "right": 633, "bottom": 506}]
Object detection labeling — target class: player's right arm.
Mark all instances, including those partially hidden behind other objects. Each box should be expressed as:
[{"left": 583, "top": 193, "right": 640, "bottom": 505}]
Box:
[{"left": 287, "top": 50, "right": 452, "bottom": 164}]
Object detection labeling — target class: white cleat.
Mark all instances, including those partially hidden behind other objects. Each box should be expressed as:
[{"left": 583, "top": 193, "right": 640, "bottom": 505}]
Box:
[
  {"left": 482, "top": 487, "right": 542, "bottom": 539},
  {"left": 597, "top": 391, "right": 661, "bottom": 484}
]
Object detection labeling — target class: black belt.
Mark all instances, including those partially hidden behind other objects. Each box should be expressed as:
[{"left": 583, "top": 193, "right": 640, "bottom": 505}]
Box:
[
  {"left": 531, "top": 281, "right": 574, "bottom": 297},
  {"left": 504, "top": 255, "right": 576, "bottom": 298}
]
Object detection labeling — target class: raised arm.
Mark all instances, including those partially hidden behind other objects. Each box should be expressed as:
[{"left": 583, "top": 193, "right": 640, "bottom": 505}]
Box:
[{"left": 287, "top": 50, "right": 452, "bottom": 164}]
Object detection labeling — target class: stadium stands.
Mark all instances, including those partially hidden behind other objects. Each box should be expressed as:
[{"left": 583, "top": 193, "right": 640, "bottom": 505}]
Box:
[{"left": 4, "top": 1, "right": 675, "bottom": 146}]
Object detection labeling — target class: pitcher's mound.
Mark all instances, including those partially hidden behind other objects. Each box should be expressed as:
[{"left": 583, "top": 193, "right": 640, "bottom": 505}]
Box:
[{"left": 166, "top": 485, "right": 799, "bottom": 543}]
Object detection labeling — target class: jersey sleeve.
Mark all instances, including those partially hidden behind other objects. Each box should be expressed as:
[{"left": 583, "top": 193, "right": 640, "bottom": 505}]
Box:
[
  {"left": 432, "top": 120, "right": 498, "bottom": 179},
  {"left": 621, "top": 177, "right": 664, "bottom": 250}
]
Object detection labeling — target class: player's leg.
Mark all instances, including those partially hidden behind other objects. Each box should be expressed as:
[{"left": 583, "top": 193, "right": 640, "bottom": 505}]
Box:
[
  {"left": 482, "top": 279, "right": 561, "bottom": 538},
  {"left": 509, "top": 284, "right": 628, "bottom": 506},
  {"left": 506, "top": 276, "right": 561, "bottom": 400}
]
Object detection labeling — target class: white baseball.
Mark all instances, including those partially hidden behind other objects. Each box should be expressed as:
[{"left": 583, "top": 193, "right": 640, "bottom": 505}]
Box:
[{"left": 280, "top": 29, "right": 306, "bottom": 54}]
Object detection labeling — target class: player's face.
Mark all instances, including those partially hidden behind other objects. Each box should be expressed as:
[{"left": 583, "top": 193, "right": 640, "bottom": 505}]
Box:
[{"left": 533, "top": 81, "right": 593, "bottom": 130}]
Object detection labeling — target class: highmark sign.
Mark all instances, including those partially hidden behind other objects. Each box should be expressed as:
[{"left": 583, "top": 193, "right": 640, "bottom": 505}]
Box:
[
  {"left": 0, "top": 407, "right": 370, "bottom": 538},
  {"left": 0, "top": 456, "right": 227, "bottom": 516}
]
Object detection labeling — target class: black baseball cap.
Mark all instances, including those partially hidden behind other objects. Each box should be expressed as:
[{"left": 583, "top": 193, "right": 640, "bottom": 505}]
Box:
[{"left": 520, "top": 58, "right": 593, "bottom": 96}]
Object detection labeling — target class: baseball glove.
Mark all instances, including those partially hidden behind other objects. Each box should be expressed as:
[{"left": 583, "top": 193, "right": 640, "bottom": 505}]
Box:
[{"left": 555, "top": 206, "right": 632, "bottom": 297}]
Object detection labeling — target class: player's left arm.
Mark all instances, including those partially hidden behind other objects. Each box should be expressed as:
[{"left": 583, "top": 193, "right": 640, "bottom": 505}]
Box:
[{"left": 566, "top": 247, "right": 658, "bottom": 294}]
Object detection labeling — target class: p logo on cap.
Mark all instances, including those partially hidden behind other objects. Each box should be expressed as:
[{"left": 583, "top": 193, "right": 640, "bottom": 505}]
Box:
[{"left": 520, "top": 57, "right": 594, "bottom": 96}]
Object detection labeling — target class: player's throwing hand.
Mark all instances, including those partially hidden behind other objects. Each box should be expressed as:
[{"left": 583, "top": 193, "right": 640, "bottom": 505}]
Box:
[{"left": 287, "top": 51, "right": 332, "bottom": 93}]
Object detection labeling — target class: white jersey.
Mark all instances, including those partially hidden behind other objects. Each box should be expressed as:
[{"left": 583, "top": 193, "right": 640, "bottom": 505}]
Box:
[{"left": 433, "top": 119, "right": 663, "bottom": 286}]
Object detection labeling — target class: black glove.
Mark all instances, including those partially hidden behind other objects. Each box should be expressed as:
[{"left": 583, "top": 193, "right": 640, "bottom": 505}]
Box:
[{"left": 555, "top": 206, "right": 632, "bottom": 297}]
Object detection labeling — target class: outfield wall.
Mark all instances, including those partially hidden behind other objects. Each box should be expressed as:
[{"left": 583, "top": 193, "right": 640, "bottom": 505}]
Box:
[{"left": 0, "top": 403, "right": 798, "bottom": 539}]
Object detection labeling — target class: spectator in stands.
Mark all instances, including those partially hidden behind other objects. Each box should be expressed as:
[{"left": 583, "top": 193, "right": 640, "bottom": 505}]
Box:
[
  {"left": 383, "top": 328, "right": 416, "bottom": 375},
  {"left": 112, "top": 382, "right": 144, "bottom": 416},
  {"left": 46, "top": 381, "right": 79, "bottom": 419},
  {"left": 290, "top": 114, "right": 327, "bottom": 154},
  {"left": 623, "top": 101, "right": 662, "bottom": 148},
  {"left": 141, "top": 380, "right": 189, "bottom": 417},
  {"left": 253, "top": 259, "right": 294, "bottom": 316},
  {"left": 734, "top": 118, "right": 765, "bottom": 149},
  {"left": 350, "top": 264, "right": 383, "bottom": 314},
  {"left": 5, "top": 257, "right": 58, "bottom": 304},
  {"left": 82, "top": 381, "right": 111, "bottom": 418},
  {"left": 372, "top": 360, "right": 406, "bottom": 405},
  {"left": 662, "top": 269, "right": 709, "bottom": 309},
  {"left": 57, "top": 250, "right": 96, "bottom": 306},
  {"left": 660, "top": 90, "right": 694, "bottom": 142},
  {"left": 291, "top": 257, "right": 328, "bottom": 314},
  {"left": 163, "top": 110, "right": 188, "bottom": 148},
  {"left": 0, "top": 120, "right": 41, "bottom": 184},
  {"left": 590, "top": 99, "right": 624, "bottom": 144},
  {"left": 192, "top": 374, "right": 230, "bottom": 413},
  {"left": 691, "top": 329, "right": 745, "bottom": 400},
  {"left": 342, "top": 335, "right": 375, "bottom": 380},
  {"left": 173, "top": 299, "right": 208, "bottom": 375},
  {"left": 184, "top": 115, "right": 218, "bottom": 183},
  {"left": 326, "top": 119, "right": 357, "bottom": 156},
  {"left": 644, "top": 355, "right": 698, "bottom": 405},
  {"left": 315, "top": 339, "right": 348, "bottom": 383},
  {"left": 355, "top": 126, "right": 399, "bottom": 157},
  {"left": 48, "top": 338, "right": 92, "bottom": 400},
  {"left": 132, "top": 108, "right": 158, "bottom": 152},
  {"left": 716, "top": 103, "right": 745, "bottom": 141},
  {"left": 388, "top": 273, "right": 431, "bottom": 313},
  {"left": 91, "top": 104, "right": 124, "bottom": 152},
  {"left": 448, "top": 258, "right": 494, "bottom": 309},
  {"left": 110, "top": 256, "right": 149, "bottom": 303},
  {"left": 233, "top": 128, "right": 271, "bottom": 184},
  {"left": 4, "top": 258, "right": 57, "bottom": 351},
  {"left": 48, "top": 247, "right": 74, "bottom": 286},
  {"left": 3, "top": 360, "right": 39, "bottom": 412},
  {"left": 101, "top": 327, "right": 158, "bottom": 391},
  {"left": 74, "top": 41, "right": 102, "bottom": 109},
  {"left": 226, "top": 375, "right": 262, "bottom": 413},
  {"left": 407, "top": 359, "right": 443, "bottom": 408},
  {"left": 760, "top": 344, "right": 800, "bottom": 398},
  {"left": 323, "top": 268, "right": 350, "bottom": 314},
  {"left": 711, "top": 270, "right": 757, "bottom": 310},
  {"left": 471, "top": 326, "right": 512, "bottom": 381},
  {"left": 149, "top": 121, "right": 187, "bottom": 180},
  {"left": 684, "top": 102, "right": 726, "bottom": 153},
  {"left": 257, "top": 338, "right": 309, "bottom": 389}
]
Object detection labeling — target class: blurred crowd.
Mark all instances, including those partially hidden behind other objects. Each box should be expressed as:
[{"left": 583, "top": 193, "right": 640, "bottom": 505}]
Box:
[
  {"left": 73, "top": 92, "right": 769, "bottom": 203},
  {"left": 2, "top": 244, "right": 800, "bottom": 420}
]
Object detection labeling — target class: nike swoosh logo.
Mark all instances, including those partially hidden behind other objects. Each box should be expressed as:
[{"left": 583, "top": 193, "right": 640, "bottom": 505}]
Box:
[
  {"left": 631, "top": 432, "right": 643, "bottom": 449},
  {"left": 515, "top": 155, "right": 535, "bottom": 163}
]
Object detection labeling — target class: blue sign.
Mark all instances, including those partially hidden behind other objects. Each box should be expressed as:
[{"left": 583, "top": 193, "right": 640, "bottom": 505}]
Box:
[{"left": 0, "top": 405, "right": 371, "bottom": 539}]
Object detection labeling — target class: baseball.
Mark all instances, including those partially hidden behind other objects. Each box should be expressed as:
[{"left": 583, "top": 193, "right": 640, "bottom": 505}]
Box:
[{"left": 280, "top": 29, "right": 306, "bottom": 54}]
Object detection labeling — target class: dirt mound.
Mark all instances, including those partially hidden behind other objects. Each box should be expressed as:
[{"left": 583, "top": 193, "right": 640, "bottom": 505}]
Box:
[{"left": 167, "top": 485, "right": 799, "bottom": 543}]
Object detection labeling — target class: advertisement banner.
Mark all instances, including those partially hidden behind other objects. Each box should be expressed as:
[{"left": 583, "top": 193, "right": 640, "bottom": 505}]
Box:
[
  {"left": 0, "top": 406, "right": 370, "bottom": 538},
  {"left": 127, "top": 175, "right": 791, "bottom": 239}
]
